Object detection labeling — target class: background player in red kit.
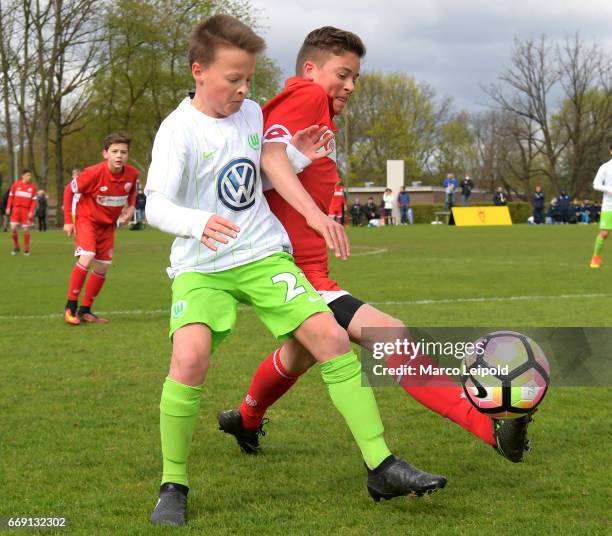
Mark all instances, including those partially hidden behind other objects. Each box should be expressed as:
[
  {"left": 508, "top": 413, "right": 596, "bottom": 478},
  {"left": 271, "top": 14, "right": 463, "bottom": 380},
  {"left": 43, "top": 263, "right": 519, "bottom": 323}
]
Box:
[
  {"left": 6, "top": 169, "right": 36, "bottom": 256},
  {"left": 219, "top": 27, "right": 534, "bottom": 466},
  {"left": 328, "top": 181, "right": 346, "bottom": 223},
  {"left": 63, "top": 132, "right": 139, "bottom": 325}
]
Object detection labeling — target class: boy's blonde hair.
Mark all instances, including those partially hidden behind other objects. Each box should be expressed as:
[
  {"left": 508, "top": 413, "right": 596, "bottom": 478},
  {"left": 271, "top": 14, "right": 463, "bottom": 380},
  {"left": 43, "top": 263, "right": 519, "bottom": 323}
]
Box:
[{"left": 188, "top": 15, "right": 265, "bottom": 68}]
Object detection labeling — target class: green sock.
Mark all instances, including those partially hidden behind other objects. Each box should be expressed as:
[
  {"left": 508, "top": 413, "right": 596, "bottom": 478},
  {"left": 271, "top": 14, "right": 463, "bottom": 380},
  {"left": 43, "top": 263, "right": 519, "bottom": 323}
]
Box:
[
  {"left": 594, "top": 235, "right": 605, "bottom": 256},
  {"left": 159, "top": 377, "right": 203, "bottom": 487},
  {"left": 320, "top": 351, "right": 391, "bottom": 468}
]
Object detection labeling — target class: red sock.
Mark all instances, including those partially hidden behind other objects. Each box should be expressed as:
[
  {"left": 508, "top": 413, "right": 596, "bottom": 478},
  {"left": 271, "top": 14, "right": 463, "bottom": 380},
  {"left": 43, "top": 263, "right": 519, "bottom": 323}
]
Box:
[
  {"left": 387, "top": 353, "right": 496, "bottom": 446},
  {"left": 239, "top": 348, "right": 299, "bottom": 430},
  {"left": 67, "top": 262, "right": 89, "bottom": 301},
  {"left": 81, "top": 271, "right": 106, "bottom": 307},
  {"left": 11, "top": 230, "right": 19, "bottom": 249},
  {"left": 24, "top": 231, "right": 30, "bottom": 252}
]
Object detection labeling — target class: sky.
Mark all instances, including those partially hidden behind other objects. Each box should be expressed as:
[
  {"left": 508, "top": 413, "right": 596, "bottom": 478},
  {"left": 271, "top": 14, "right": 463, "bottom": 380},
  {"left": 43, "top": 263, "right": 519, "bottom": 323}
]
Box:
[{"left": 255, "top": 0, "right": 612, "bottom": 111}]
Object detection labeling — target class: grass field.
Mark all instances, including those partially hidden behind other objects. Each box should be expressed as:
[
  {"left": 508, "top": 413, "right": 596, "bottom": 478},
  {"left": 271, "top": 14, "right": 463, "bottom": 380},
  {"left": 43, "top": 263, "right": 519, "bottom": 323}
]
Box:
[{"left": 1, "top": 225, "right": 610, "bottom": 535}]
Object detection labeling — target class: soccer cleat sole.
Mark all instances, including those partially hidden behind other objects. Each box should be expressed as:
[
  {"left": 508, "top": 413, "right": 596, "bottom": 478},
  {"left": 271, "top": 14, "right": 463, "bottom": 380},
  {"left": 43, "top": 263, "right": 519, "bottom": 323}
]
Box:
[
  {"left": 367, "top": 481, "right": 446, "bottom": 502},
  {"left": 79, "top": 313, "right": 109, "bottom": 324},
  {"left": 369, "top": 476, "right": 447, "bottom": 501}
]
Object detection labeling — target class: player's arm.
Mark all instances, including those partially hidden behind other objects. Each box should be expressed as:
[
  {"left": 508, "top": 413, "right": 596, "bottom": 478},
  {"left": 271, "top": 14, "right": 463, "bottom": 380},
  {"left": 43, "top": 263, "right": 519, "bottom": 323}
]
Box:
[
  {"left": 6, "top": 183, "right": 15, "bottom": 214},
  {"left": 592, "top": 166, "right": 612, "bottom": 196},
  {"left": 118, "top": 179, "right": 138, "bottom": 225},
  {"left": 261, "top": 142, "right": 349, "bottom": 260},
  {"left": 63, "top": 182, "right": 76, "bottom": 236},
  {"left": 145, "top": 124, "right": 238, "bottom": 251},
  {"left": 28, "top": 189, "right": 36, "bottom": 221}
]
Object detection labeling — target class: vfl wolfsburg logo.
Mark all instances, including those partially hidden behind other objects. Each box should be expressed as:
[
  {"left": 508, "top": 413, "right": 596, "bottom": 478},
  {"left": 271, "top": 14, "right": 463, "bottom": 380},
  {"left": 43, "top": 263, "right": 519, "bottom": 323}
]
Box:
[
  {"left": 248, "top": 133, "right": 260, "bottom": 150},
  {"left": 217, "top": 157, "right": 257, "bottom": 211},
  {"left": 171, "top": 300, "right": 187, "bottom": 319}
]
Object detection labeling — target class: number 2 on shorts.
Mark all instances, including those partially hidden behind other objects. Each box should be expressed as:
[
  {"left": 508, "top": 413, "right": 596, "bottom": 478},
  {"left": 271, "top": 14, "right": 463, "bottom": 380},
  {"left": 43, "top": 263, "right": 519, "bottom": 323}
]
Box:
[{"left": 271, "top": 272, "right": 306, "bottom": 303}]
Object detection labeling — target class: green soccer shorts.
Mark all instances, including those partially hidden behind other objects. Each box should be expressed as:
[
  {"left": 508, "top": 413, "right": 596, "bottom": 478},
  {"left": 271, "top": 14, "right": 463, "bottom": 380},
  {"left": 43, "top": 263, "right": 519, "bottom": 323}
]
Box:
[
  {"left": 599, "top": 211, "right": 612, "bottom": 230},
  {"left": 168, "top": 252, "right": 331, "bottom": 353}
]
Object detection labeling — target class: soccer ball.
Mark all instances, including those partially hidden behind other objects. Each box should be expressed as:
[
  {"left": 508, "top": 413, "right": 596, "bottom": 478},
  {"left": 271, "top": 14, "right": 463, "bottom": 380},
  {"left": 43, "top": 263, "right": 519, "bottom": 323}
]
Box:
[{"left": 461, "top": 331, "right": 550, "bottom": 419}]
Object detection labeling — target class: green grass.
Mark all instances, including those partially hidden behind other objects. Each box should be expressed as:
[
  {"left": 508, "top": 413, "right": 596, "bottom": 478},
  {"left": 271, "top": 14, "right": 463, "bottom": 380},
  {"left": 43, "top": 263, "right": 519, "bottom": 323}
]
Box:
[{"left": 1, "top": 225, "right": 610, "bottom": 535}]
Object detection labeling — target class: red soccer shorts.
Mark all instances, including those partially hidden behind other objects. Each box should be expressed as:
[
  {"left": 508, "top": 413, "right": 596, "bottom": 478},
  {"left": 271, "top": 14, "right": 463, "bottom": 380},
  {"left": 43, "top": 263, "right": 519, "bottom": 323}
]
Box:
[
  {"left": 10, "top": 207, "right": 33, "bottom": 226},
  {"left": 74, "top": 219, "right": 115, "bottom": 263},
  {"left": 302, "top": 267, "right": 342, "bottom": 292}
]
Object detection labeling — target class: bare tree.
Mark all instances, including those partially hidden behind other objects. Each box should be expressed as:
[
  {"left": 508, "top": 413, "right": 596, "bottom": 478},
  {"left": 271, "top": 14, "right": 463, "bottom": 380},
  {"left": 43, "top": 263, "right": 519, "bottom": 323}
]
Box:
[
  {"left": 486, "top": 34, "right": 612, "bottom": 198},
  {"left": 0, "top": 0, "right": 18, "bottom": 186},
  {"left": 0, "top": 0, "right": 105, "bottom": 224},
  {"left": 555, "top": 35, "right": 612, "bottom": 196}
]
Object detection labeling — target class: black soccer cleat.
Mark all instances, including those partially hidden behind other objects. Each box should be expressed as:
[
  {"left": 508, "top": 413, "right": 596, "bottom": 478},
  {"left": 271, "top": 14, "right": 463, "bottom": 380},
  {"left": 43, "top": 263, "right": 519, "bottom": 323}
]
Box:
[
  {"left": 217, "top": 408, "right": 267, "bottom": 454},
  {"left": 366, "top": 455, "right": 447, "bottom": 501},
  {"left": 150, "top": 483, "right": 188, "bottom": 526},
  {"left": 492, "top": 413, "right": 534, "bottom": 463}
]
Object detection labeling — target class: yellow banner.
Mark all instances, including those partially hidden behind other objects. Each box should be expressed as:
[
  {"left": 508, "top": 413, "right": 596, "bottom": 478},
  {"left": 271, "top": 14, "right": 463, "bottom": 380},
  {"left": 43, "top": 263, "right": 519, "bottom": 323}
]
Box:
[{"left": 451, "top": 206, "right": 512, "bottom": 226}]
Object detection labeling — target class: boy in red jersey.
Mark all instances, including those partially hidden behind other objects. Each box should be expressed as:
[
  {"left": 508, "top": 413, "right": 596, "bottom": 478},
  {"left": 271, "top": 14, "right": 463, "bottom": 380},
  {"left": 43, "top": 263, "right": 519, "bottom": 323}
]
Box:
[
  {"left": 328, "top": 180, "right": 347, "bottom": 223},
  {"left": 6, "top": 169, "right": 37, "bottom": 255},
  {"left": 62, "top": 133, "right": 139, "bottom": 325},
  {"left": 219, "top": 27, "right": 535, "bottom": 465}
]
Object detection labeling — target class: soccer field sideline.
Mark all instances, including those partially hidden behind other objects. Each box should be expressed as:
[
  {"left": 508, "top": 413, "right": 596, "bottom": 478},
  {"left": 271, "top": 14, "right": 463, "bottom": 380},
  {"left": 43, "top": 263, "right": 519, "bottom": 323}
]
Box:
[
  {"left": 2, "top": 292, "right": 611, "bottom": 321},
  {"left": 2, "top": 225, "right": 610, "bottom": 534}
]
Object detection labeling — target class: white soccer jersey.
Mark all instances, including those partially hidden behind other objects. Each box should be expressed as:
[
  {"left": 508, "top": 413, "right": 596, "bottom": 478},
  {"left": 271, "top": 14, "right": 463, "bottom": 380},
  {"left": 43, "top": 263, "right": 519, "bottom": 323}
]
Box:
[
  {"left": 593, "top": 158, "right": 612, "bottom": 212},
  {"left": 72, "top": 193, "right": 81, "bottom": 216},
  {"left": 145, "top": 97, "right": 292, "bottom": 277}
]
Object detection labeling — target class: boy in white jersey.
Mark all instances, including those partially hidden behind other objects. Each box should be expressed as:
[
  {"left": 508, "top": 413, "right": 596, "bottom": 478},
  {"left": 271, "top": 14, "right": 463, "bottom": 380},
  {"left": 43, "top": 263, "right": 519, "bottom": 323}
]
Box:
[
  {"left": 145, "top": 15, "right": 445, "bottom": 527},
  {"left": 590, "top": 142, "right": 612, "bottom": 268}
]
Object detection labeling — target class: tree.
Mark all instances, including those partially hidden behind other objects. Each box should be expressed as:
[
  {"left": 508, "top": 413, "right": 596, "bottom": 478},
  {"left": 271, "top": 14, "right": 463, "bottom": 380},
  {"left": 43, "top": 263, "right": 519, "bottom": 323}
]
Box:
[
  {"left": 486, "top": 34, "right": 612, "bottom": 198},
  {"left": 336, "top": 72, "right": 448, "bottom": 185},
  {"left": 74, "top": 0, "right": 280, "bottom": 175},
  {"left": 0, "top": 0, "right": 105, "bottom": 224}
]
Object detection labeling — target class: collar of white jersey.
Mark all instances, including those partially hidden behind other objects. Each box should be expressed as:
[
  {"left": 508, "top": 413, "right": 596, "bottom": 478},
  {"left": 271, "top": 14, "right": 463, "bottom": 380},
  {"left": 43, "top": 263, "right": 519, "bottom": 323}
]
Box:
[{"left": 180, "top": 95, "right": 252, "bottom": 123}]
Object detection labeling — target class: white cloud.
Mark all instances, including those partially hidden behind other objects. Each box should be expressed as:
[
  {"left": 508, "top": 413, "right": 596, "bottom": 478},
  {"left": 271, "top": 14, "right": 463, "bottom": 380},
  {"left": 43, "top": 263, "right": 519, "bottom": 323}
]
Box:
[{"left": 254, "top": 0, "right": 612, "bottom": 110}]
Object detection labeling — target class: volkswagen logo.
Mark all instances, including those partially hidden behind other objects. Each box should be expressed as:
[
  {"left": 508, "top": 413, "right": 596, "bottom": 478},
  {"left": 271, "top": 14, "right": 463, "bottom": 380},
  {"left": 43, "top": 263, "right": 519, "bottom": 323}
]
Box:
[{"left": 217, "top": 158, "right": 257, "bottom": 211}]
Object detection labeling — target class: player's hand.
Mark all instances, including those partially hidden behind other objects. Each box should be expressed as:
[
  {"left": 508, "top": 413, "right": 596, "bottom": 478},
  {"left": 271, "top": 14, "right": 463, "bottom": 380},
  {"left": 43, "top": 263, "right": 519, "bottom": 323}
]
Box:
[
  {"left": 290, "top": 125, "right": 333, "bottom": 162},
  {"left": 200, "top": 214, "right": 240, "bottom": 252},
  {"left": 117, "top": 206, "right": 134, "bottom": 226},
  {"left": 63, "top": 223, "right": 74, "bottom": 237},
  {"left": 5, "top": 209, "right": 9, "bottom": 215},
  {"left": 306, "top": 210, "right": 350, "bottom": 260}
]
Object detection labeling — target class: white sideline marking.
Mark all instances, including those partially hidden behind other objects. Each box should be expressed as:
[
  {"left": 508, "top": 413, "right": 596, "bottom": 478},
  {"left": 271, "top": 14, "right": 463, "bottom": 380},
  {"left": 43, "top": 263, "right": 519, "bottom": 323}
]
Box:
[
  {"left": 350, "top": 246, "right": 388, "bottom": 257},
  {"left": 1, "top": 293, "right": 610, "bottom": 321},
  {"left": 369, "top": 293, "right": 612, "bottom": 306}
]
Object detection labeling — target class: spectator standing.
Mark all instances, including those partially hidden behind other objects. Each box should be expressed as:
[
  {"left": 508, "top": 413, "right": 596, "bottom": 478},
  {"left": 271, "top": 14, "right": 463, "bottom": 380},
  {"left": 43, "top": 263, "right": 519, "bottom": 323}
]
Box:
[
  {"left": 1, "top": 187, "right": 10, "bottom": 231},
  {"left": 532, "top": 185, "right": 545, "bottom": 224},
  {"left": 459, "top": 175, "right": 473, "bottom": 206},
  {"left": 397, "top": 186, "right": 412, "bottom": 224},
  {"left": 135, "top": 188, "right": 147, "bottom": 227},
  {"left": 443, "top": 173, "right": 457, "bottom": 211},
  {"left": 382, "top": 188, "right": 394, "bottom": 225},
  {"left": 36, "top": 190, "right": 48, "bottom": 231},
  {"left": 493, "top": 186, "right": 507, "bottom": 206},
  {"left": 558, "top": 190, "right": 570, "bottom": 223}
]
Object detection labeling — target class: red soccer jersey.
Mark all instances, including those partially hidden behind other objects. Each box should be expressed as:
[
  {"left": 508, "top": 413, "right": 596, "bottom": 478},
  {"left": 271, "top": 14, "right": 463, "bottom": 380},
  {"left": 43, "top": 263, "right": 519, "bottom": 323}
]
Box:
[
  {"left": 64, "top": 162, "right": 139, "bottom": 226},
  {"left": 8, "top": 180, "right": 36, "bottom": 213},
  {"left": 329, "top": 184, "right": 346, "bottom": 212},
  {"left": 263, "top": 78, "right": 339, "bottom": 281}
]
